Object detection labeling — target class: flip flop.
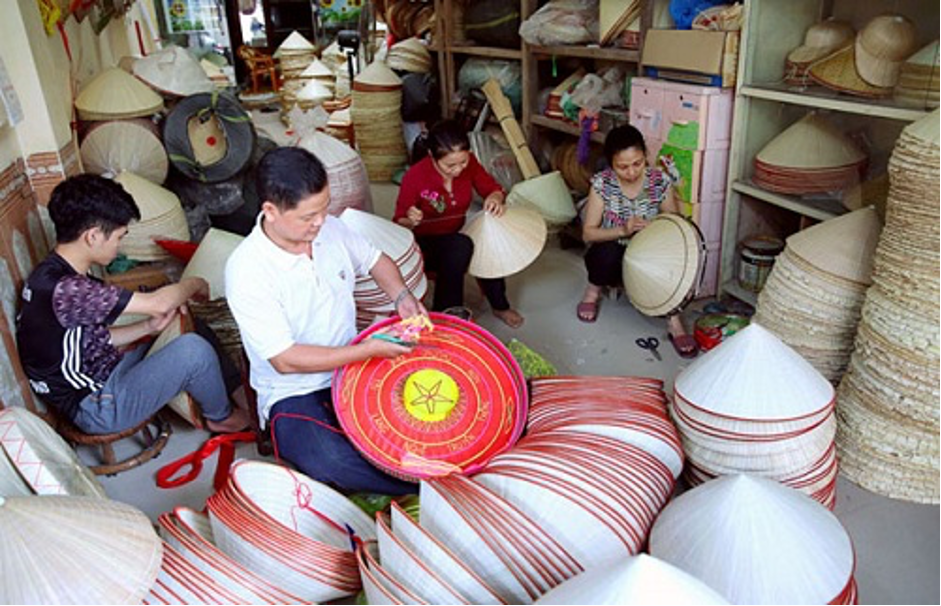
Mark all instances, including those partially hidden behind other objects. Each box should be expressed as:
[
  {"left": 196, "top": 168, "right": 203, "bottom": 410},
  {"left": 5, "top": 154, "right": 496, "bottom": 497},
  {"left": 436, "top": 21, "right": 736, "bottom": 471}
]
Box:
[
  {"left": 577, "top": 300, "right": 599, "bottom": 323},
  {"left": 668, "top": 332, "right": 699, "bottom": 358}
]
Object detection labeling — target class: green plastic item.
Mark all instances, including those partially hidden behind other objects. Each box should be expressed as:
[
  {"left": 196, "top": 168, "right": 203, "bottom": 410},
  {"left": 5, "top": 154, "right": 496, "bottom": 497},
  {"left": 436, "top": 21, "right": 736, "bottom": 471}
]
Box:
[
  {"left": 105, "top": 254, "right": 138, "bottom": 274},
  {"left": 348, "top": 493, "right": 393, "bottom": 518},
  {"left": 507, "top": 338, "right": 557, "bottom": 379}
]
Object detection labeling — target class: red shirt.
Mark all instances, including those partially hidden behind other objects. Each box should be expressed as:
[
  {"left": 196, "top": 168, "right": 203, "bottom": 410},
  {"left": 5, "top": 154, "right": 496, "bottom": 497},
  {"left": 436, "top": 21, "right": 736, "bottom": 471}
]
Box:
[{"left": 393, "top": 153, "right": 503, "bottom": 236}]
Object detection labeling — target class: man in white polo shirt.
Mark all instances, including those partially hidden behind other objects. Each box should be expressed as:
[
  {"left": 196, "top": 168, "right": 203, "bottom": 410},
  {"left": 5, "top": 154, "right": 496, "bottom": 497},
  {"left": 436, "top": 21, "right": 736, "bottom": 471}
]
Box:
[{"left": 226, "top": 147, "right": 425, "bottom": 494}]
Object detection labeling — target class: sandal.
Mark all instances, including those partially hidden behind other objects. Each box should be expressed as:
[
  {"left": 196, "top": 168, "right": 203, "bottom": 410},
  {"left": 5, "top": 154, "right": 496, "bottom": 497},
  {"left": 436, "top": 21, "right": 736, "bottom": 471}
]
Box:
[
  {"left": 668, "top": 332, "right": 699, "bottom": 359},
  {"left": 576, "top": 300, "right": 599, "bottom": 323}
]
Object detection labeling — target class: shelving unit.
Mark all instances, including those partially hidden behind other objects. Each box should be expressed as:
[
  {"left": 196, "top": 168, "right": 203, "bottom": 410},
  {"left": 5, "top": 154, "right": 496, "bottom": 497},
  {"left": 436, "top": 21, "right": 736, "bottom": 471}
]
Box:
[{"left": 719, "top": 0, "right": 938, "bottom": 304}]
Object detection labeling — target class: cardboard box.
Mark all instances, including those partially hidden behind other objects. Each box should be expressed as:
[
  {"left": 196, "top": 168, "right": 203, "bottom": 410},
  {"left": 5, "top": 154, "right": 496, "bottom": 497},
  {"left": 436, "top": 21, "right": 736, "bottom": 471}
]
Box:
[{"left": 641, "top": 29, "right": 740, "bottom": 87}]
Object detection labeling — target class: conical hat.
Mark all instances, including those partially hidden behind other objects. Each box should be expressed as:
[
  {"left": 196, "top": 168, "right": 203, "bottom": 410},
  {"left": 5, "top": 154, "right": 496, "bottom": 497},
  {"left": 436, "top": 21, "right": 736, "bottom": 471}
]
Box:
[
  {"left": 787, "top": 19, "right": 854, "bottom": 65},
  {"left": 649, "top": 475, "right": 855, "bottom": 605},
  {"left": 80, "top": 120, "right": 168, "bottom": 183},
  {"left": 756, "top": 113, "right": 866, "bottom": 168},
  {"left": 301, "top": 57, "right": 333, "bottom": 78},
  {"left": 0, "top": 445, "right": 31, "bottom": 497},
  {"left": 809, "top": 45, "right": 893, "bottom": 98},
  {"left": 0, "top": 495, "right": 163, "bottom": 604},
  {"left": 462, "top": 205, "right": 547, "bottom": 279},
  {"left": 902, "top": 107, "right": 940, "bottom": 146},
  {"left": 297, "top": 79, "right": 333, "bottom": 103},
  {"left": 339, "top": 208, "right": 414, "bottom": 258},
  {"left": 622, "top": 214, "right": 704, "bottom": 317},
  {"left": 75, "top": 67, "right": 164, "bottom": 120},
  {"left": 354, "top": 60, "right": 402, "bottom": 88},
  {"left": 786, "top": 206, "right": 882, "bottom": 284},
  {"left": 181, "top": 228, "right": 245, "bottom": 300},
  {"left": 507, "top": 171, "right": 576, "bottom": 224},
  {"left": 133, "top": 45, "right": 214, "bottom": 97},
  {"left": 274, "top": 31, "right": 315, "bottom": 57},
  {"left": 674, "top": 323, "right": 834, "bottom": 420},
  {"left": 855, "top": 14, "right": 918, "bottom": 87},
  {"left": 535, "top": 554, "right": 729, "bottom": 605},
  {"left": 113, "top": 171, "right": 185, "bottom": 224},
  {"left": 113, "top": 172, "right": 191, "bottom": 260}
]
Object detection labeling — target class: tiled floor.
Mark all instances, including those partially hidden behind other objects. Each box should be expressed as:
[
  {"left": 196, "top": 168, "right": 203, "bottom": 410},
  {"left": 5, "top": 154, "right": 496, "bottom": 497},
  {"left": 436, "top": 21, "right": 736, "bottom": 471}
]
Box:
[{"left": 96, "top": 183, "right": 940, "bottom": 605}]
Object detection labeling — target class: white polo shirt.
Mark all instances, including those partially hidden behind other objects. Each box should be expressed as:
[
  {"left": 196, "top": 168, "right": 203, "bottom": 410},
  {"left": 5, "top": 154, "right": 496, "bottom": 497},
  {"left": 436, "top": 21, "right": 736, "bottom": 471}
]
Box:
[{"left": 225, "top": 214, "right": 381, "bottom": 422}]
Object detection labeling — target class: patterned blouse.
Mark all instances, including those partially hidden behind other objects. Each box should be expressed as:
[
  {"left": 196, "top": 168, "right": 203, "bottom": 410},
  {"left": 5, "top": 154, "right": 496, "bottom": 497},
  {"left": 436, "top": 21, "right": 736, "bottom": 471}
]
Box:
[{"left": 590, "top": 167, "right": 673, "bottom": 230}]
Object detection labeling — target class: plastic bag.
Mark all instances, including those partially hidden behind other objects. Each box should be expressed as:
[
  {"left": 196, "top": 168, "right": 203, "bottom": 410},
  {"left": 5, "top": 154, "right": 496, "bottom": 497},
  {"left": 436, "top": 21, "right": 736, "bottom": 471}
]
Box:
[
  {"left": 519, "top": 0, "right": 599, "bottom": 46},
  {"left": 569, "top": 67, "right": 627, "bottom": 115}
]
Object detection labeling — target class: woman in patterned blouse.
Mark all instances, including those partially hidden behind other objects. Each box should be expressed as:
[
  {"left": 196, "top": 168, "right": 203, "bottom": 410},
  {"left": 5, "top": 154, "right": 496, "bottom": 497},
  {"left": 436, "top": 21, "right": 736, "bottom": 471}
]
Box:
[{"left": 576, "top": 125, "right": 697, "bottom": 357}]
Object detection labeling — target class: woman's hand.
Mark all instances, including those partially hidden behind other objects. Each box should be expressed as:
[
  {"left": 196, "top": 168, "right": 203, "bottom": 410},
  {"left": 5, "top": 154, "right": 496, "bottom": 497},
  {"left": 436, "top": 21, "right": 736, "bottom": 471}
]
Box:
[
  {"left": 483, "top": 193, "right": 506, "bottom": 217},
  {"left": 406, "top": 206, "right": 423, "bottom": 228},
  {"left": 147, "top": 307, "right": 180, "bottom": 335},
  {"left": 621, "top": 216, "right": 650, "bottom": 237}
]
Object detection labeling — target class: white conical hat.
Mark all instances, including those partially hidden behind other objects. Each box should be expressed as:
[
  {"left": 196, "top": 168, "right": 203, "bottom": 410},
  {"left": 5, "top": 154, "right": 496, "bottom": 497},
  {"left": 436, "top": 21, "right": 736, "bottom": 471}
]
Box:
[
  {"left": 756, "top": 113, "right": 866, "bottom": 169},
  {"left": 80, "top": 120, "right": 168, "bottom": 183},
  {"left": 301, "top": 57, "right": 334, "bottom": 78},
  {"left": 133, "top": 45, "right": 214, "bottom": 97},
  {"left": 902, "top": 108, "right": 940, "bottom": 146},
  {"left": 462, "top": 205, "right": 547, "bottom": 278},
  {"left": 786, "top": 206, "right": 882, "bottom": 284},
  {"left": 0, "top": 407, "right": 106, "bottom": 497},
  {"left": 274, "top": 31, "right": 315, "bottom": 57},
  {"left": 0, "top": 445, "right": 31, "bottom": 497},
  {"left": 535, "top": 554, "right": 729, "bottom": 605},
  {"left": 0, "top": 495, "right": 163, "bottom": 604},
  {"left": 113, "top": 172, "right": 191, "bottom": 260},
  {"left": 354, "top": 60, "right": 403, "bottom": 88},
  {"left": 339, "top": 208, "right": 414, "bottom": 258},
  {"left": 622, "top": 214, "right": 704, "bottom": 317},
  {"left": 181, "top": 228, "right": 245, "bottom": 300},
  {"left": 649, "top": 475, "right": 855, "bottom": 605},
  {"left": 297, "top": 79, "right": 333, "bottom": 103},
  {"left": 506, "top": 171, "right": 576, "bottom": 224},
  {"left": 674, "top": 323, "right": 834, "bottom": 420},
  {"left": 75, "top": 67, "right": 164, "bottom": 120}
]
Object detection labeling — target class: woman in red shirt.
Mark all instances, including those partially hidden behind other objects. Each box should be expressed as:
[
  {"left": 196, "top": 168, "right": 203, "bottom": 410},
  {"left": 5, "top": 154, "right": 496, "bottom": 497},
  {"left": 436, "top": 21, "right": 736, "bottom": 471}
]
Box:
[{"left": 393, "top": 120, "right": 523, "bottom": 328}]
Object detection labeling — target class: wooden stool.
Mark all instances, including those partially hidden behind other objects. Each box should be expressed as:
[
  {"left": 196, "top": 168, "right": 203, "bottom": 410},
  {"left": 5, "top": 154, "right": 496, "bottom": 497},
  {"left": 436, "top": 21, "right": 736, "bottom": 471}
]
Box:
[{"left": 54, "top": 412, "right": 172, "bottom": 476}]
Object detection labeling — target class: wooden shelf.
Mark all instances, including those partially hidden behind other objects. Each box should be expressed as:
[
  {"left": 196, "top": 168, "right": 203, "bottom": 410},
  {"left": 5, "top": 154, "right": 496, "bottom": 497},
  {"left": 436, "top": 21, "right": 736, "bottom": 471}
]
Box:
[
  {"left": 722, "top": 279, "right": 759, "bottom": 307},
  {"left": 731, "top": 180, "right": 845, "bottom": 222},
  {"left": 741, "top": 84, "right": 930, "bottom": 122},
  {"left": 449, "top": 45, "right": 522, "bottom": 60},
  {"left": 530, "top": 115, "right": 606, "bottom": 144},
  {"left": 529, "top": 45, "right": 640, "bottom": 62}
]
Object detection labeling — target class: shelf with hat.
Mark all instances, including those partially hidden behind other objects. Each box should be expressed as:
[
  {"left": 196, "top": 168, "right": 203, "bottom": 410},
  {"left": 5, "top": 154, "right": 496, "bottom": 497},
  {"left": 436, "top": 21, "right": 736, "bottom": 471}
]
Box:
[{"left": 717, "top": 0, "right": 938, "bottom": 304}]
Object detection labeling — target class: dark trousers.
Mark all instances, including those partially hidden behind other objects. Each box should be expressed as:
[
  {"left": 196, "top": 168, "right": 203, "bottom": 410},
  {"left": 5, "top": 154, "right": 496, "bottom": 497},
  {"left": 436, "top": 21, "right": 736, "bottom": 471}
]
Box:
[
  {"left": 417, "top": 233, "right": 510, "bottom": 312},
  {"left": 585, "top": 240, "right": 626, "bottom": 288},
  {"left": 269, "top": 389, "right": 417, "bottom": 495}
]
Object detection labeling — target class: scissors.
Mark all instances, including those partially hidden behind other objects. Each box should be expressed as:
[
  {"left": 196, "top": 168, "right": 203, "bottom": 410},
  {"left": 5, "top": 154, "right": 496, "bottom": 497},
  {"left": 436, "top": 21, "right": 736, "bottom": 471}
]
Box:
[{"left": 635, "top": 337, "right": 662, "bottom": 361}]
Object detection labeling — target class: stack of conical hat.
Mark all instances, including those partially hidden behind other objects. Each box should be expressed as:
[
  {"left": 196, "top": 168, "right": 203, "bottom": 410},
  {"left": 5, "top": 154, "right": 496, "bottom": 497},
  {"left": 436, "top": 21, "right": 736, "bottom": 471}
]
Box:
[
  {"left": 337, "top": 209, "right": 426, "bottom": 330},
  {"left": 461, "top": 205, "right": 547, "bottom": 279},
  {"left": 649, "top": 475, "right": 858, "bottom": 605},
  {"left": 75, "top": 67, "right": 164, "bottom": 120},
  {"left": 297, "top": 131, "right": 373, "bottom": 216},
  {"left": 894, "top": 41, "right": 940, "bottom": 110},
  {"left": 276, "top": 31, "right": 318, "bottom": 106},
  {"left": 836, "top": 110, "right": 940, "bottom": 504},
  {"left": 506, "top": 171, "right": 576, "bottom": 228},
  {"left": 299, "top": 57, "right": 336, "bottom": 95},
  {"left": 755, "top": 207, "right": 883, "bottom": 383},
  {"left": 672, "top": 323, "right": 840, "bottom": 508},
  {"left": 295, "top": 79, "right": 333, "bottom": 109},
  {"left": 284, "top": 58, "right": 335, "bottom": 108},
  {"left": 80, "top": 119, "right": 168, "bottom": 183},
  {"left": 753, "top": 113, "right": 867, "bottom": 195},
  {"left": 133, "top": 45, "right": 213, "bottom": 97},
  {"left": 386, "top": 37, "right": 433, "bottom": 73},
  {"left": 351, "top": 61, "right": 407, "bottom": 182},
  {"left": 113, "top": 172, "right": 191, "bottom": 261}
]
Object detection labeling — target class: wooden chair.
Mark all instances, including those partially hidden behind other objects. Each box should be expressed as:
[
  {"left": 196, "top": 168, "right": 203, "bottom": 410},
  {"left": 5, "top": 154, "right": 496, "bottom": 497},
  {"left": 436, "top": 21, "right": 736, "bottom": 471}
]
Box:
[{"left": 237, "top": 45, "right": 280, "bottom": 94}]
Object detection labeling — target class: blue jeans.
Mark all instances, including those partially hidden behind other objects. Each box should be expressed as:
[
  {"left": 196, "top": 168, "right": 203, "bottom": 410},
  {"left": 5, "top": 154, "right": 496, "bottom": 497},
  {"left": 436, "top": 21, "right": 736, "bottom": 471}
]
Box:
[
  {"left": 73, "top": 333, "right": 231, "bottom": 434},
  {"left": 269, "top": 390, "right": 417, "bottom": 495}
]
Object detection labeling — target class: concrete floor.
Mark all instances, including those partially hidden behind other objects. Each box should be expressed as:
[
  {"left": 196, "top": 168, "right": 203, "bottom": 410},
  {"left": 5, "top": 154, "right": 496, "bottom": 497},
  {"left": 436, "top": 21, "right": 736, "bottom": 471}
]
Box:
[{"left": 96, "top": 183, "right": 939, "bottom": 605}]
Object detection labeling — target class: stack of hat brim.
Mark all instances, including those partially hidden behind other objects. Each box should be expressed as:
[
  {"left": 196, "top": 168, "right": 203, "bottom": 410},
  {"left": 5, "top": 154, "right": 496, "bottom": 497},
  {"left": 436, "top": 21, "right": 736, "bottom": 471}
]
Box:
[
  {"left": 298, "top": 131, "right": 372, "bottom": 215},
  {"left": 337, "top": 209, "right": 426, "bottom": 330},
  {"left": 80, "top": 119, "right": 168, "bottom": 183},
  {"left": 836, "top": 110, "right": 940, "bottom": 504},
  {"left": 672, "top": 323, "right": 840, "bottom": 508},
  {"left": 649, "top": 475, "right": 858, "bottom": 605},
  {"left": 386, "top": 37, "right": 433, "bottom": 73},
  {"left": 205, "top": 460, "right": 376, "bottom": 602},
  {"left": 894, "top": 41, "right": 940, "bottom": 109},
  {"left": 351, "top": 61, "right": 407, "bottom": 182},
  {"left": 133, "top": 45, "right": 213, "bottom": 98},
  {"left": 755, "top": 207, "right": 882, "bottom": 383},
  {"left": 145, "top": 541, "right": 252, "bottom": 604},
  {"left": 380, "top": 0, "right": 436, "bottom": 40},
  {"left": 461, "top": 205, "right": 547, "bottom": 279},
  {"left": 75, "top": 67, "right": 164, "bottom": 121},
  {"left": 506, "top": 171, "right": 576, "bottom": 228},
  {"left": 754, "top": 112, "right": 867, "bottom": 194},
  {"left": 113, "top": 172, "right": 191, "bottom": 261},
  {"left": 325, "top": 107, "right": 354, "bottom": 145},
  {"left": 0, "top": 495, "right": 162, "bottom": 604},
  {"left": 158, "top": 507, "right": 311, "bottom": 604}
]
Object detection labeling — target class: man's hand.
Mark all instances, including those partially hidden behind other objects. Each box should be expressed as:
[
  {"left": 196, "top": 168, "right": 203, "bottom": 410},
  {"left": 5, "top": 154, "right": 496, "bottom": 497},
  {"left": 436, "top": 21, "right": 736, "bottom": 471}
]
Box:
[
  {"left": 395, "top": 290, "right": 428, "bottom": 320},
  {"left": 186, "top": 277, "right": 210, "bottom": 302},
  {"left": 363, "top": 336, "right": 413, "bottom": 359}
]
